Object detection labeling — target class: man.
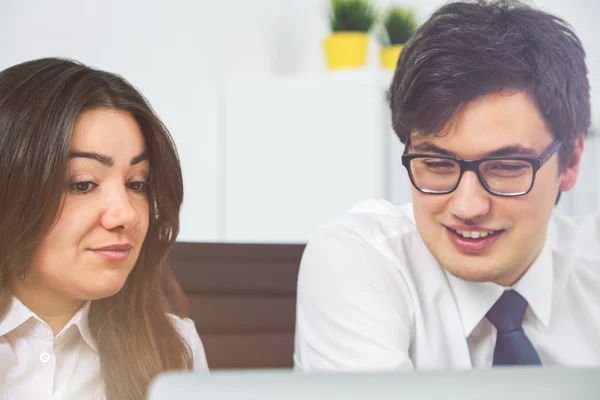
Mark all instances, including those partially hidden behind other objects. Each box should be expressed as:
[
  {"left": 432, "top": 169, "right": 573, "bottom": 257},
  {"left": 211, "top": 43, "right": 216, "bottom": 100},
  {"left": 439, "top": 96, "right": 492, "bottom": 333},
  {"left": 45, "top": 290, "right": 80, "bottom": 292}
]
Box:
[{"left": 294, "top": 0, "right": 599, "bottom": 370}]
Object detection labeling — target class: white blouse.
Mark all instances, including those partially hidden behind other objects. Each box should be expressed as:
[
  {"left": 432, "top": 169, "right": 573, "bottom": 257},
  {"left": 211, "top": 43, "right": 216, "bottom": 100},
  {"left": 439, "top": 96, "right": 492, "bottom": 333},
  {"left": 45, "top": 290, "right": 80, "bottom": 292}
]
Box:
[{"left": 0, "top": 296, "right": 208, "bottom": 399}]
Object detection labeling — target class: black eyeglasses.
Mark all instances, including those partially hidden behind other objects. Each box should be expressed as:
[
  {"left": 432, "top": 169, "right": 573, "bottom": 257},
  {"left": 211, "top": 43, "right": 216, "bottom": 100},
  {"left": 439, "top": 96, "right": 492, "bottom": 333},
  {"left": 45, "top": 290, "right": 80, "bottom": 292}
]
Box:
[{"left": 401, "top": 139, "right": 562, "bottom": 197}]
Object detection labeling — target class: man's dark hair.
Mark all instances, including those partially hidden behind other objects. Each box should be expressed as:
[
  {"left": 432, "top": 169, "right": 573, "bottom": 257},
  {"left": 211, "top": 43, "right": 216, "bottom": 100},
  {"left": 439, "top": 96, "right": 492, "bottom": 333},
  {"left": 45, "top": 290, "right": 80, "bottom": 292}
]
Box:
[{"left": 389, "top": 0, "right": 590, "bottom": 170}]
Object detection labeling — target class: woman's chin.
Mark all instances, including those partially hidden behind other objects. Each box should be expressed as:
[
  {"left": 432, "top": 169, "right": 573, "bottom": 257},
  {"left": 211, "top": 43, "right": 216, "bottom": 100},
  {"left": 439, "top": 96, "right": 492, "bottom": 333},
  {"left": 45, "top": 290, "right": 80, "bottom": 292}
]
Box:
[{"left": 80, "top": 278, "right": 129, "bottom": 300}]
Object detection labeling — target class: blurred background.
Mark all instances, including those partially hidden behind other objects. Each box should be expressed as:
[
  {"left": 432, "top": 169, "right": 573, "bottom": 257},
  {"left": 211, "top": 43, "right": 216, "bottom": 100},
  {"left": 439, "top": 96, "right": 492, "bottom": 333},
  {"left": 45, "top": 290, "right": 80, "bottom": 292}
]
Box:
[{"left": 1, "top": 0, "right": 598, "bottom": 244}]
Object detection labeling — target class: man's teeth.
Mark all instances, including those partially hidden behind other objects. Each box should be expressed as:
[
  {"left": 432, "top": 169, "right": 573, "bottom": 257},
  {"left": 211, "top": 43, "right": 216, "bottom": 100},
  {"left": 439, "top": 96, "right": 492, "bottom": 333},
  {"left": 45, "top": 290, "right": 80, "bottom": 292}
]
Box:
[{"left": 454, "top": 229, "right": 497, "bottom": 239}]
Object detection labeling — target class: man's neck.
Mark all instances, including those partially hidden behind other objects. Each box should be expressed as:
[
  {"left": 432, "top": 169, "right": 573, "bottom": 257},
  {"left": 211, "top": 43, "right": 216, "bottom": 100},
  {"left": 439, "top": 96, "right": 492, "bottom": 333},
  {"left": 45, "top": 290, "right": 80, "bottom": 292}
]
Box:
[
  {"left": 494, "top": 237, "right": 547, "bottom": 287},
  {"left": 12, "top": 280, "right": 84, "bottom": 336}
]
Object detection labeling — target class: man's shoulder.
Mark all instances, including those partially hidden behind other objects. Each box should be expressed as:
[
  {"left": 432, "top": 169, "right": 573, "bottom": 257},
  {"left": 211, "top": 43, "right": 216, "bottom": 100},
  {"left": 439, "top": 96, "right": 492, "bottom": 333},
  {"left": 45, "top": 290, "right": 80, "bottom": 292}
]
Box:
[
  {"left": 551, "top": 209, "right": 600, "bottom": 261},
  {"left": 313, "top": 198, "right": 419, "bottom": 247}
]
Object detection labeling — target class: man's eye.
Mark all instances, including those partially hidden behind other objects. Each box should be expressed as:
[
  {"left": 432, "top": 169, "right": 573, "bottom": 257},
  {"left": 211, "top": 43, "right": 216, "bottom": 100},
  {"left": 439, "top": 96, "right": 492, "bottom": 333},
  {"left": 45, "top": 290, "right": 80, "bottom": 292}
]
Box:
[
  {"left": 424, "top": 161, "right": 454, "bottom": 168},
  {"left": 492, "top": 163, "right": 526, "bottom": 171},
  {"left": 70, "top": 181, "right": 97, "bottom": 194}
]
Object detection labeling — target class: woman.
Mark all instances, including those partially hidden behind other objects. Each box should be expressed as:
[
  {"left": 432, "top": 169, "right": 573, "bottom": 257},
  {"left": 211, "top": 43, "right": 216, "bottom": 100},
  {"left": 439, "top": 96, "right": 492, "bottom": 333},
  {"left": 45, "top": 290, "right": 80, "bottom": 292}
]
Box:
[{"left": 0, "top": 58, "right": 208, "bottom": 399}]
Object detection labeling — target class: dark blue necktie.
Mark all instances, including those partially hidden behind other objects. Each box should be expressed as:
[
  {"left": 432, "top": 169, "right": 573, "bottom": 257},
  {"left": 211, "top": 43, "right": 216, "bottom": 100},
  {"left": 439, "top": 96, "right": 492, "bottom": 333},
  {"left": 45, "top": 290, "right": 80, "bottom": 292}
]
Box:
[{"left": 486, "top": 290, "right": 542, "bottom": 366}]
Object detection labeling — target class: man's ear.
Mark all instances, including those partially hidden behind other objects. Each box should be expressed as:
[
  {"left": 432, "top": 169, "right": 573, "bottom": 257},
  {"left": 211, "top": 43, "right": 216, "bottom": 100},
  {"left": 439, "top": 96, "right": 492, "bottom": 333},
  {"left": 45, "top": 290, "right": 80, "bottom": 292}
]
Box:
[{"left": 559, "top": 136, "right": 585, "bottom": 192}]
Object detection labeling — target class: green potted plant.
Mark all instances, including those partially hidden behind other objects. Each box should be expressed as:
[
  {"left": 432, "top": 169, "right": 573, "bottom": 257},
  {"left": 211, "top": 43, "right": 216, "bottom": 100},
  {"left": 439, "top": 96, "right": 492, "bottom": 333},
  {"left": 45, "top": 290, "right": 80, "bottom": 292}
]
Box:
[
  {"left": 323, "top": 0, "right": 377, "bottom": 70},
  {"left": 379, "top": 6, "right": 418, "bottom": 69}
]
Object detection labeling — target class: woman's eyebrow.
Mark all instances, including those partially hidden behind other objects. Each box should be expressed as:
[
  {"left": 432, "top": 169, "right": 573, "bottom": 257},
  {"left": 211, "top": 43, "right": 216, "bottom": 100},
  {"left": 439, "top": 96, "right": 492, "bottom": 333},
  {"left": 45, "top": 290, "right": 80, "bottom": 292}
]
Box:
[{"left": 68, "top": 151, "right": 148, "bottom": 166}]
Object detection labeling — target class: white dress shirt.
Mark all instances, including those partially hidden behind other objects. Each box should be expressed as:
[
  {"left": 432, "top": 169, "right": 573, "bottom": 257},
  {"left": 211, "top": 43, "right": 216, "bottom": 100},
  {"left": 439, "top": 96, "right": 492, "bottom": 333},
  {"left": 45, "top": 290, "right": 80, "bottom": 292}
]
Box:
[
  {"left": 294, "top": 199, "right": 600, "bottom": 371},
  {"left": 0, "top": 296, "right": 208, "bottom": 400}
]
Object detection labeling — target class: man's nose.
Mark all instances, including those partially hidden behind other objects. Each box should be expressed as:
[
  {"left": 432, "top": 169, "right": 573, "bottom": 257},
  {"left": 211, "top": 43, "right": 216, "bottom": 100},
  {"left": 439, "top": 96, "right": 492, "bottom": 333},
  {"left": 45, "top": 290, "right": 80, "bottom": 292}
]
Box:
[{"left": 447, "top": 171, "right": 491, "bottom": 221}]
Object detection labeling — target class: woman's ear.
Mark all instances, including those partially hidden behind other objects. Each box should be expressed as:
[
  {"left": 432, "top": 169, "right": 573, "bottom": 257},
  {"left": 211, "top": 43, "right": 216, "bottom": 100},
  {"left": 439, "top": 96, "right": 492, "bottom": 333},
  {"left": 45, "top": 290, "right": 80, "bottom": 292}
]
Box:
[{"left": 559, "top": 136, "right": 585, "bottom": 192}]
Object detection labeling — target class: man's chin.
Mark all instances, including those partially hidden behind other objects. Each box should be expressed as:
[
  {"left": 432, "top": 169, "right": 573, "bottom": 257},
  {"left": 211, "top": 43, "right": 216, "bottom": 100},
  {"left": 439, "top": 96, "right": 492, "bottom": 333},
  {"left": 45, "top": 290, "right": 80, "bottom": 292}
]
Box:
[{"left": 438, "top": 254, "right": 508, "bottom": 283}]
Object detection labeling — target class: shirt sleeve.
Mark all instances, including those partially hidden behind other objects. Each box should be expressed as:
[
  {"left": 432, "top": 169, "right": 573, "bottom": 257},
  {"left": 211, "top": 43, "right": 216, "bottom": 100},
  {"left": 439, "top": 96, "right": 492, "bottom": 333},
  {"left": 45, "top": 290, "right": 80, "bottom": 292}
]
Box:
[
  {"left": 293, "top": 223, "right": 414, "bottom": 371},
  {"left": 171, "top": 315, "right": 209, "bottom": 372}
]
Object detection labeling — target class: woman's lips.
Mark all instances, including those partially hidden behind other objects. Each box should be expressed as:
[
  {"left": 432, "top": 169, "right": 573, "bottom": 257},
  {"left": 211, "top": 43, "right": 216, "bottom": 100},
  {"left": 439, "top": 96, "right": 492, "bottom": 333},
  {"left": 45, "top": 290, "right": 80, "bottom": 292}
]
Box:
[
  {"left": 90, "top": 249, "right": 131, "bottom": 261},
  {"left": 89, "top": 243, "right": 133, "bottom": 261}
]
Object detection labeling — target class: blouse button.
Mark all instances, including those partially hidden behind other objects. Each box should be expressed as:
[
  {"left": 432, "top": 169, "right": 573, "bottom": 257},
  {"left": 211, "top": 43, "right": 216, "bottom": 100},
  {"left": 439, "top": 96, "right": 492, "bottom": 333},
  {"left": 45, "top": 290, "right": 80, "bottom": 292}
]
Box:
[{"left": 39, "top": 351, "right": 51, "bottom": 364}]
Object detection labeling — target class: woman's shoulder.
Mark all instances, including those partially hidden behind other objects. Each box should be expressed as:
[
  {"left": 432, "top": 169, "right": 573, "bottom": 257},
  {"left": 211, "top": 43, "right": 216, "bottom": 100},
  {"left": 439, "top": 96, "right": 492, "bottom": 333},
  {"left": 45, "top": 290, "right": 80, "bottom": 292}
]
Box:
[{"left": 168, "top": 314, "right": 209, "bottom": 372}]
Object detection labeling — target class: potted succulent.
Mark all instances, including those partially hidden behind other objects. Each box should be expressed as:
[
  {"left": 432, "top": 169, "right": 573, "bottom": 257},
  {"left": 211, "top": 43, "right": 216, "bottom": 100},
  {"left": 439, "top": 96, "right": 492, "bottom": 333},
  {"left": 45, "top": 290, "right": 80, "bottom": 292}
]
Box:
[
  {"left": 379, "top": 6, "right": 418, "bottom": 70},
  {"left": 323, "top": 0, "right": 377, "bottom": 70}
]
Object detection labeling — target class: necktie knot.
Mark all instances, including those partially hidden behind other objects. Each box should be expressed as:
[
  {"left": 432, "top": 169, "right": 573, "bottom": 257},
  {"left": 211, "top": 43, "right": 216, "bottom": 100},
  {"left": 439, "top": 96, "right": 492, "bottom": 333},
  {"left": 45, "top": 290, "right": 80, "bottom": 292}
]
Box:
[{"left": 486, "top": 290, "right": 528, "bottom": 333}]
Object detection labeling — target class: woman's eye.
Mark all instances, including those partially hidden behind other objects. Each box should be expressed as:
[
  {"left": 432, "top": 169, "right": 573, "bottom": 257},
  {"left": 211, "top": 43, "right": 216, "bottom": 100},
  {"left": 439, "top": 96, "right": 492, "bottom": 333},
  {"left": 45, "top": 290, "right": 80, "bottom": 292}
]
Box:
[
  {"left": 70, "top": 181, "right": 97, "bottom": 194},
  {"left": 128, "top": 181, "right": 148, "bottom": 193}
]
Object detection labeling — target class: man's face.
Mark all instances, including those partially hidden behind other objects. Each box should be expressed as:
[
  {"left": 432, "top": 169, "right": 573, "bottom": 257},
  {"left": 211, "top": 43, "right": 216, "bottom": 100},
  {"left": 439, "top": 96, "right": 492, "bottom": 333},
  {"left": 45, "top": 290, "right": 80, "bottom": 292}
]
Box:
[{"left": 409, "top": 91, "right": 582, "bottom": 286}]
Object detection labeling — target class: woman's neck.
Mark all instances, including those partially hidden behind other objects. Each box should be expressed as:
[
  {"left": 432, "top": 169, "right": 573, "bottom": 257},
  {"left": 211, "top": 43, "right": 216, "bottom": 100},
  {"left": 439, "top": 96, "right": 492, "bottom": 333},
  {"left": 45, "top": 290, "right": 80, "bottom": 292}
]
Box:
[{"left": 12, "top": 279, "right": 85, "bottom": 336}]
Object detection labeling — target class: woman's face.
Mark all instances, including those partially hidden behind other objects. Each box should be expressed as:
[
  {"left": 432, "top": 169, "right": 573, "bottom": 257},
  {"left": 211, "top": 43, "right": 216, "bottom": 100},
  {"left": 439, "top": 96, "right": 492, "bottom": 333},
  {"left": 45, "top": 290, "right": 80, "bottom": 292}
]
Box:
[{"left": 21, "top": 108, "right": 151, "bottom": 303}]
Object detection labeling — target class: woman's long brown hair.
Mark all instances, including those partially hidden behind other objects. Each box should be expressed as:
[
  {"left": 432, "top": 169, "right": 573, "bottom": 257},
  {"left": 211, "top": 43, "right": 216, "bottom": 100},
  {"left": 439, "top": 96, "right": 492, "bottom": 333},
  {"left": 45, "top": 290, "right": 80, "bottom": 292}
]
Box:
[{"left": 0, "top": 58, "right": 193, "bottom": 399}]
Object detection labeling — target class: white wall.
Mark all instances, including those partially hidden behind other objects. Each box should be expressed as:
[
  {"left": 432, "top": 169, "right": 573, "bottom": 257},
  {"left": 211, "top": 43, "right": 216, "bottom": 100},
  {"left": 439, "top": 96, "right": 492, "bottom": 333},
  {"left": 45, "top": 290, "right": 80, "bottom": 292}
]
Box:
[
  {"left": 223, "top": 71, "right": 389, "bottom": 243},
  {"left": 0, "top": 0, "right": 598, "bottom": 242},
  {"left": 223, "top": 0, "right": 599, "bottom": 122},
  {"left": 0, "top": 0, "right": 224, "bottom": 241}
]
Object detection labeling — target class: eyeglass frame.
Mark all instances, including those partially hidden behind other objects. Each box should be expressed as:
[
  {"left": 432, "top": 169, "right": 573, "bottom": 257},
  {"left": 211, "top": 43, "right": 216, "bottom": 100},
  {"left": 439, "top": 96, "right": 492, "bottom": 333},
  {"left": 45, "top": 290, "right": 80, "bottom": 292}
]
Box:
[{"left": 401, "top": 138, "right": 562, "bottom": 197}]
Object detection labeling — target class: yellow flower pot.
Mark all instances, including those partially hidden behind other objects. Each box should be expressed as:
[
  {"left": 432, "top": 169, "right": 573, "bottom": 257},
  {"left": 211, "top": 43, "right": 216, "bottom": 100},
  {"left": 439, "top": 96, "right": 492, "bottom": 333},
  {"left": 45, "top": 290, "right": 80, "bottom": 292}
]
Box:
[
  {"left": 380, "top": 44, "right": 404, "bottom": 70},
  {"left": 323, "top": 32, "right": 369, "bottom": 70}
]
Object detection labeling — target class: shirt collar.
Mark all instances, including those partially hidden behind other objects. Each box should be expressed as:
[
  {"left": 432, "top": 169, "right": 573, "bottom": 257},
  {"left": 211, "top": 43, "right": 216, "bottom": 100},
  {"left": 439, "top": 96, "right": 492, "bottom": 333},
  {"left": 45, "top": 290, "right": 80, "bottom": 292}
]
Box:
[
  {"left": 66, "top": 300, "right": 98, "bottom": 353},
  {"left": 445, "top": 233, "right": 555, "bottom": 337},
  {"left": 0, "top": 296, "right": 35, "bottom": 337},
  {"left": 0, "top": 296, "right": 97, "bottom": 352},
  {"left": 512, "top": 240, "right": 553, "bottom": 329}
]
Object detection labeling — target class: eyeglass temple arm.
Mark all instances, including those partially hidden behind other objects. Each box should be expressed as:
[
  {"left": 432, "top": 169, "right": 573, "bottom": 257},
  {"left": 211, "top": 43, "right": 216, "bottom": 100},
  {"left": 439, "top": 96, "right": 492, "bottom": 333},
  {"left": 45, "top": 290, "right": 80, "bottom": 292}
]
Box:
[
  {"left": 403, "top": 137, "right": 410, "bottom": 154},
  {"left": 539, "top": 139, "right": 562, "bottom": 164}
]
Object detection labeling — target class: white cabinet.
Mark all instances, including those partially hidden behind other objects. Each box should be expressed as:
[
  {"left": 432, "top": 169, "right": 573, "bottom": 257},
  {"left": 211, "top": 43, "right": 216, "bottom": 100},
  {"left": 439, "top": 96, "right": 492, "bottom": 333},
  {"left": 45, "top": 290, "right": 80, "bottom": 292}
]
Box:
[{"left": 221, "top": 70, "right": 397, "bottom": 243}]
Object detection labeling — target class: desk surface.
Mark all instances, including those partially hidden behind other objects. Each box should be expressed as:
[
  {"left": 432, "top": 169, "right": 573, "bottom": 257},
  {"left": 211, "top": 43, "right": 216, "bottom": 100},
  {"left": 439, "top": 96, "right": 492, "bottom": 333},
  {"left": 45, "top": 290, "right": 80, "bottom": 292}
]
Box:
[{"left": 149, "top": 367, "right": 600, "bottom": 400}]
